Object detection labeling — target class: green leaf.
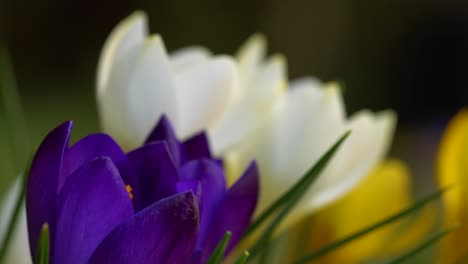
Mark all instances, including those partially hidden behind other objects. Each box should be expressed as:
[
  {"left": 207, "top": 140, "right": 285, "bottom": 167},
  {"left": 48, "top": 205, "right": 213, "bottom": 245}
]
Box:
[
  {"left": 244, "top": 131, "right": 351, "bottom": 239},
  {"left": 387, "top": 226, "right": 457, "bottom": 264},
  {"left": 206, "top": 231, "right": 232, "bottom": 264},
  {"left": 248, "top": 132, "right": 351, "bottom": 260},
  {"left": 293, "top": 186, "right": 451, "bottom": 264},
  {"left": 0, "top": 165, "right": 29, "bottom": 262},
  {"left": 0, "top": 44, "right": 30, "bottom": 173},
  {"left": 35, "top": 223, "right": 50, "bottom": 264},
  {"left": 233, "top": 251, "right": 250, "bottom": 264},
  {"left": 0, "top": 44, "right": 32, "bottom": 263}
]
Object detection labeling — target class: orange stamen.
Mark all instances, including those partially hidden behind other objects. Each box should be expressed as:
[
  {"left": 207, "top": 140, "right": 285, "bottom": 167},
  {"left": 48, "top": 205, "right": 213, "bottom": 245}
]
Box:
[{"left": 126, "top": 184, "right": 134, "bottom": 200}]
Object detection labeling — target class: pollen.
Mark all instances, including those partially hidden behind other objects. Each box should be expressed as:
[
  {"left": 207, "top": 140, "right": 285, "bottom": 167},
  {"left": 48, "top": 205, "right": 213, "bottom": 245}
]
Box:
[{"left": 126, "top": 184, "right": 134, "bottom": 200}]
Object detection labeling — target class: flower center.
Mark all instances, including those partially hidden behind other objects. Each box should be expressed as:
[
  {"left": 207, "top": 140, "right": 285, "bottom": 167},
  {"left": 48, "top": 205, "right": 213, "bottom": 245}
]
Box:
[{"left": 125, "top": 184, "right": 134, "bottom": 200}]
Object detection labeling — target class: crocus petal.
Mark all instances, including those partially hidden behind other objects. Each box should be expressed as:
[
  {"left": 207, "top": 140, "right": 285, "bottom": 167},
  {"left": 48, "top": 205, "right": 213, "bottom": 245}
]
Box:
[
  {"left": 97, "top": 11, "right": 147, "bottom": 96},
  {"left": 89, "top": 192, "right": 199, "bottom": 264},
  {"left": 146, "top": 116, "right": 214, "bottom": 165},
  {"left": 55, "top": 157, "right": 133, "bottom": 264},
  {"left": 236, "top": 34, "right": 267, "bottom": 97},
  {"left": 437, "top": 109, "right": 468, "bottom": 263},
  {"left": 289, "top": 77, "right": 322, "bottom": 90},
  {"left": 247, "top": 82, "right": 345, "bottom": 215},
  {"left": 176, "top": 180, "right": 200, "bottom": 196},
  {"left": 209, "top": 55, "right": 286, "bottom": 154},
  {"left": 170, "top": 46, "right": 212, "bottom": 73},
  {"left": 126, "top": 35, "right": 179, "bottom": 147},
  {"left": 174, "top": 56, "right": 237, "bottom": 139},
  {"left": 179, "top": 159, "right": 226, "bottom": 250},
  {"left": 0, "top": 179, "right": 31, "bottom": 264},
  {"left": 183, "top": 132, "right": 213, "bottom": 161},
  {"left": 145, "top": 115, "right": 183, "bottom": 167},
  {"left": 304, "top": 110, "right": 395, "bottom": 211},
  {"left": 97, "top": 11, "right": 148, "bottom": 149},
  {"left": 26, "top": 121, "right": 72, "bottom": 259},
  {"left": 202, "top": 161, "right": 259, "bottom": 262},
  {"left": 59, "top": 133, "right": 142, "bottom": 208},
  {"left": 127, "top": 142, "right": 179, "bottom": 210},
  {"left": 176, "top": 180, "right": 202, "bottom": 206}
]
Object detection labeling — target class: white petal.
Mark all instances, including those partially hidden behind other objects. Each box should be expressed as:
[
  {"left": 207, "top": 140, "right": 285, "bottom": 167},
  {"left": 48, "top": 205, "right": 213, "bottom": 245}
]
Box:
[
  {"left": 126, "top": 35, "right": 179, "bottom": 145},
  {"left": 248, "top": 54, "right": 287, "bottom": 106},
  {"left": 174, "top": 56, "right": 237, "bottom": 139},
  {"left": 97, "top": 11, "right": 147, "bottom": 96},
  {"left": 209, "top": 55, "right": 287, "bottom": 154},
  {"left": 245, "top": 84, "right": 346, "bottom": 214},
  {"left": 239, "top": 83, "right": 394, "bottom": 229},
  {"left": 305, "top": 111, "right": 377, "bottom": 210},
  {"left": 0, "top": 179, "right": 32, "bottom": 264},
  {"left": 289, "top": 76, "right": 322, "bottom": 90},
  {"left": 97, "top": 11, "right": 148, "bottom": 149},
  {"left": 236, "top": 34, "right": 267, "bottom": 97},
  {"left": 170, "top": 46, "right": 212, "bottom": 73},
  {"left": 303, "top": 110, "right": 396, "bottom": 211}
]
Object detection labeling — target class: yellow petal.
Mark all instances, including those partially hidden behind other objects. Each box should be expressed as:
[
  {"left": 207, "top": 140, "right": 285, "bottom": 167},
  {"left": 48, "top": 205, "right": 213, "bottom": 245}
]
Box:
[{"left": 437, "top": 108, "right": 468, "bottom": 263}]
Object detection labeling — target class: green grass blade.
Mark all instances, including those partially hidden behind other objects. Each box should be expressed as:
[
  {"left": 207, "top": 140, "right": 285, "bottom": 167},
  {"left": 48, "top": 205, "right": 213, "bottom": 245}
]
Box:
[
  {"left": 251, "top": 200, "right": 294, "bottom": 261},
  {"left": 234, "top": 251, "right": 250, "bottom": 264},
  {"left": 0, "top": 44, "right": 30, "bottom": 173},
  {"left": 244, "top": 131, "right": 351, "bottom": 239},
  {"left": 293, "top": 186, "right": 450, "bottom": 264},
  {"left": 0, "top": 166, "right": 29, "bottom": 262},
  {"left": 248, "top": 132, "right": 351, "bottom": 260},
  {"left": 206, "top": 231, "right": 232, "bottom": 264},
  {"left": 387, "top": 226, "right": 457, "bottom": 264},
  {"left": 35, "top": 223, "right": 50, "bottom": 264}
]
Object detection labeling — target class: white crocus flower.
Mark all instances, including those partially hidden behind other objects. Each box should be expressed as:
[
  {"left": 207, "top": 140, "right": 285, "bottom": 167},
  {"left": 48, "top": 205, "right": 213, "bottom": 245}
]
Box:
[
  {"left": 0, "top": 179, "right": 32, "bottom": 264},
  {"left": 97, "top": 11, "right": 396, "bottom": 227},
  {"left": 225, "top": 79, "right": 395, "bottom": 225},
  {"left": 97, "top": 11, "right": 238, "bottom": 149},
  {"left": 217, "top": 38, "right": 395, "bottom": 222}
]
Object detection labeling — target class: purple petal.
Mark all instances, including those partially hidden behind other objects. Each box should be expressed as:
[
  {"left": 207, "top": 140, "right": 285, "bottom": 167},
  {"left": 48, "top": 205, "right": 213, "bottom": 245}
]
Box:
[
  {"left": 202, "top": 161, "right": 259, "bottom": 262},
  {"left": 127, "top": 142, "right": 178, "bottom": 211},
  {"left": 59, "top": 133, "right": 142, "bottom": 209},
  {"left": 183, "top": 132, "right": 212, "bottom": 161},
  {"left": 180, "top": 159, "right": 226, "bottom": 250},
  {"left": 176, "top": 179, "right": 202, "bottom": 206},
  {"left": 26, "top": 121, "right": 72, "bottom": 260},
  {"left": 88, "top": 192, "right": 199, "bottom": 264},
  {"left": 144, "top": 115, "right": 183, "bottom": 167},
  {"left": 54, "top": 157, "right": 133, "bottom": 264}
]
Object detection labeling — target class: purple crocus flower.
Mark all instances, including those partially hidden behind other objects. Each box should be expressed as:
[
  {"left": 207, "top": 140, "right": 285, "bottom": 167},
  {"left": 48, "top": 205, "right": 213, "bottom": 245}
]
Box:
[{"left": 26, "top": 117, "right": 258, "bottom": 264}]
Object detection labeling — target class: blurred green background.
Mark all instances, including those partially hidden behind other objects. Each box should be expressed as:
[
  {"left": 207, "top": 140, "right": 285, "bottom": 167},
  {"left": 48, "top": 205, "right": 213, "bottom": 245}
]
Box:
[{"left": 0, "top": 0, "right": 467, "bottom": 193}]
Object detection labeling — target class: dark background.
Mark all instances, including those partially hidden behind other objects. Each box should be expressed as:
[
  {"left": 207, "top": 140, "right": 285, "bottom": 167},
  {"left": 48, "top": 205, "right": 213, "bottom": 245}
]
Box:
[{"left": 0, "top": 0, "right": 467, "bottom": 190}]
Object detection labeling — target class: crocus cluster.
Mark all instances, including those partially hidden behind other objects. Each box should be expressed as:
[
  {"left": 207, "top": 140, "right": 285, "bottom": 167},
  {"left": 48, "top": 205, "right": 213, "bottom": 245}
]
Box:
[
  {"left": 25, "top": 116, "right": 258, "bottom": 263},
  {"left": 97, "top": 11, "right": 396, "bottom": 230}
]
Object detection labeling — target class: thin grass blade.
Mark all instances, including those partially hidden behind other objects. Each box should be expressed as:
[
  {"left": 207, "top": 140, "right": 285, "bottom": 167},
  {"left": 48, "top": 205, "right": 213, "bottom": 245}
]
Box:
[
  {"left": 387, "top": 226, "right": 457, "bottom": 264},
  {"left": 35, "top": 223, "right": 50, "bottom": 264},
  {"left": 249, "top": 132, "right": 351, "bottom": 260},
  {"left": 233, "top": 251, "right": 250, "bottom": 264},
  {"left": 206, "top": 231, "right": 232, "bottom": 264}
]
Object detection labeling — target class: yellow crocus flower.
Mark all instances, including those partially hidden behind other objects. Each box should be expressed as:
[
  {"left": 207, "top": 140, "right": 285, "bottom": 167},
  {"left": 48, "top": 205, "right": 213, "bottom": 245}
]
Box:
[
  {"left": 437, "top": 109, "right": 468, "bottom": 263},
  {"left": 287, "top": 159, "right": 434, "bottom": 263}
]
